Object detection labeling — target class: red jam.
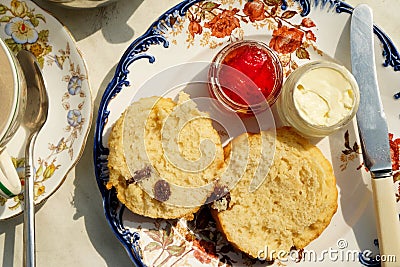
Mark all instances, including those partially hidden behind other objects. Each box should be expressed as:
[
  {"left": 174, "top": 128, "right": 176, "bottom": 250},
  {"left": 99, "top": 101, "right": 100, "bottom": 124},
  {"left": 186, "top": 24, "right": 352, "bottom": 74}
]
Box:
[
  {"left": 209, "top": 40, "right": 283, "bottom": 115},
  {"left": 219, "top": 45, "right": 277, "bottom": 106}
]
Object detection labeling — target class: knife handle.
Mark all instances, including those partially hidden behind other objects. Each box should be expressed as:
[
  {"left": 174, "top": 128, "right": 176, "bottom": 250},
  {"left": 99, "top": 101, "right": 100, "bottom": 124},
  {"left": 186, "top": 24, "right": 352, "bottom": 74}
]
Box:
[{"left": 371, "top": 176, "right": 400, "bottom": 266}]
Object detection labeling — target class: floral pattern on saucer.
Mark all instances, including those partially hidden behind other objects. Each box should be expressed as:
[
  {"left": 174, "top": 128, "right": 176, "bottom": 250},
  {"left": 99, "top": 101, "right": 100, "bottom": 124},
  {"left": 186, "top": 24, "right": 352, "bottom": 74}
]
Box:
[
  {"left": 0, "top": 42, "right": 88, "bottom": 209},
  {"left": 0, "top": 0, "right": 91, "bottom": 219},
  {"left": 0, "top": 0, "right": 52, "bottom": 67}
]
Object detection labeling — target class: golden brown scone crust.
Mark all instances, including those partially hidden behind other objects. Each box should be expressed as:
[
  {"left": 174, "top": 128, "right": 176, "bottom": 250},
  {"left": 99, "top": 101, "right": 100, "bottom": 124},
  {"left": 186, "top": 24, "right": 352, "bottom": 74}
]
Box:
[
  {"left": 108, "top": 95, "right": 225, "bottom": 220},
  {"left": 212, "top": 127, "right": 338, "bottom": 259}
]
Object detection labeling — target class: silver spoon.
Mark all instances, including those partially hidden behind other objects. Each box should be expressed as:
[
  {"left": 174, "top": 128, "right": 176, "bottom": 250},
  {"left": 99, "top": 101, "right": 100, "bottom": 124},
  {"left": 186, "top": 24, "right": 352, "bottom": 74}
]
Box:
[{"left": 17, "top": 50, "right": 49, "bottom": 267}]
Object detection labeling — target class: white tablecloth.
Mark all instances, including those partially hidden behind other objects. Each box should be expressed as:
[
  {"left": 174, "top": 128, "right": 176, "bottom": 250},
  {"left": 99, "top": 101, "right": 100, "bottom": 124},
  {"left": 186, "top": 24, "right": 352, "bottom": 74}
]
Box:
[{"left": 0, "top": 0, "right": 399, "bottom": 266}]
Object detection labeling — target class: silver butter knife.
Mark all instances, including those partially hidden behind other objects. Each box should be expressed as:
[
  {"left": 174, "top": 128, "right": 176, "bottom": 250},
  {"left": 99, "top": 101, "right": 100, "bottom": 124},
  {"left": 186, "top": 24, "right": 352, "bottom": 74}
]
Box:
[{"left": 351, "top": 4, "right": 400, "bottom": 265}]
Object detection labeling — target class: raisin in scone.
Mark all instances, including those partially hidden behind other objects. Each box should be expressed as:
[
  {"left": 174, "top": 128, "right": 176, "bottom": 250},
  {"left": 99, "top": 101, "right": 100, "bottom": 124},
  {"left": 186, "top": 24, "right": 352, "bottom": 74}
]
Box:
[
  {"left": 107, "top": 93, "right": 225, "bottom": 220},
  {"left": 212, "top": 127, "right": 338, "bottom": 259}
]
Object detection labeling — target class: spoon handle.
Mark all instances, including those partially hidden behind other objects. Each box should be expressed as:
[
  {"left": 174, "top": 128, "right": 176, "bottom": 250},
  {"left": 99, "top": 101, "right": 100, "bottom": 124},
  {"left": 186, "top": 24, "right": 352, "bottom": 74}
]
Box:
[{"left": 23, "top": 134, "right": 37, "bottom": 267}]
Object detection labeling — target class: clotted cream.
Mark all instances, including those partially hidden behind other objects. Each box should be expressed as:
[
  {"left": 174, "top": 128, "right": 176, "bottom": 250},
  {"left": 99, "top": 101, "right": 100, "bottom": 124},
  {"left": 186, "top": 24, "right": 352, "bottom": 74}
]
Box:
[
  {"left": 276, "top": 61, "right": 360, "bottom": 137},
  {"left": 293, "top": 67, "right": 355, "bottom": 127}
]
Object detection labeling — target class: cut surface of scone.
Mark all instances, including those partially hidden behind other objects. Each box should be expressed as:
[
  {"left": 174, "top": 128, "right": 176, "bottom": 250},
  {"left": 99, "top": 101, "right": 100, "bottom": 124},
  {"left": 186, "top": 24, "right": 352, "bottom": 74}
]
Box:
[
  {"left": 107, "top": 93, "right": 225, "bottom": 220},
  {"left": 212, "top": 127, "right": 338, "bottom": 259}
]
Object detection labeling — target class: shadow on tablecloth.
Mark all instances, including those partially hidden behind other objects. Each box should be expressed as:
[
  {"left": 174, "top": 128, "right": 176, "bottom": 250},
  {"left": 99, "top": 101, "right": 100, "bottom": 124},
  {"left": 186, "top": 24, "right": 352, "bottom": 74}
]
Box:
[{"left": 33, "top": 0, "right": 144, "bottom": 44}]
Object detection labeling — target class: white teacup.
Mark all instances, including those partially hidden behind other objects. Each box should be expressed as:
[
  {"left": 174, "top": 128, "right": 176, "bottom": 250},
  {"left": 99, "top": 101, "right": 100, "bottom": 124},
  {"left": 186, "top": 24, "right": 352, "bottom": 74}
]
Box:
[{"left": 0, "top": 38, "right": 26, "bottom": 198}]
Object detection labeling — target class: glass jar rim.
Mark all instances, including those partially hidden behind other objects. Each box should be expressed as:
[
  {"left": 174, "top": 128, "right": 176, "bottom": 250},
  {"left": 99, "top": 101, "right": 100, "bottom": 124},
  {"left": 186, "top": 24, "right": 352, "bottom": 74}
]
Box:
[
  {"left": 277, "top": 60, "right": 360, "bottom": 137},
  {"left": 209, "top": 40, "right": 283, "bottom": 114}
]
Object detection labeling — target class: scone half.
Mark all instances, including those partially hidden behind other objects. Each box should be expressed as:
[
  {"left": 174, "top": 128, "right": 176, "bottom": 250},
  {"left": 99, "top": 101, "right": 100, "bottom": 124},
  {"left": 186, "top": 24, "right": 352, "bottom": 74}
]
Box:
[
  {"left": 211, "top": 127, "right": 338, "bottom": 260},
  {"left": 108, "top": 94, "right": 225, "bottom": 220}
]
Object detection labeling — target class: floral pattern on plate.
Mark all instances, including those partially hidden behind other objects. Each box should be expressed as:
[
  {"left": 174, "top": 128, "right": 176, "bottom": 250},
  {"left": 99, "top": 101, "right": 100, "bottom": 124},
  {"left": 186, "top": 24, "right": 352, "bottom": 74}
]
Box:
[
  {"left": 134, "top": 208, "right": 278, "bottom": 267},
  {"left": 164, "top": 0, "right": 322, "bottom": 76},
  {"left": 340, "top": 131, "right": 400, "bottom": 201},
  {"left": 0, "top": 0, "right": 91, "bottom": 219},
  {"left": 94, "top": 0, "right": 400, "bottom": 266}
]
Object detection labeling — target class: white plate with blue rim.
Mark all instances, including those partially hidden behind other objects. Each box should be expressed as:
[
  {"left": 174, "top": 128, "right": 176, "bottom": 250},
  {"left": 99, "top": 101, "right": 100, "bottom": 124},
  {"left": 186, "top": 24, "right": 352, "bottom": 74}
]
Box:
[
  {"left": 0, "top": 0, "right": 92, "bottom": 220},
  {"left": 93, "top": 0, "right": 400, "bottom": 266}
]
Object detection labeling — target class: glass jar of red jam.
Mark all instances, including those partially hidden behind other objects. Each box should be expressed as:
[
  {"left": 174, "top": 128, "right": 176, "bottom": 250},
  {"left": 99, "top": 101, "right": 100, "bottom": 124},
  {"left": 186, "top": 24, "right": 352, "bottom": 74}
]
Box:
[{"left": 208, "top": 40, "right": 283, "bottom": 115}]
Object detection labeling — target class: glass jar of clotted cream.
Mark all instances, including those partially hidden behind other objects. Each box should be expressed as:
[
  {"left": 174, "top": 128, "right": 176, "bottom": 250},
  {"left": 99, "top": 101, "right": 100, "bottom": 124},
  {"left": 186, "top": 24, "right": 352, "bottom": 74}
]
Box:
[{"left": 276, "top": 61, "right": 360, "bottom": 137}]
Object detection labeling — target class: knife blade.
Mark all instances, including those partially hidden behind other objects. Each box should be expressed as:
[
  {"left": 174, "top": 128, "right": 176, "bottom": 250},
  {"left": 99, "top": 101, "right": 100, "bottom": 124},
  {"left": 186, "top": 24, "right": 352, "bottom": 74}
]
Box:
[{"left": 351, "top": 4, "right": 400, "bottom": 265}]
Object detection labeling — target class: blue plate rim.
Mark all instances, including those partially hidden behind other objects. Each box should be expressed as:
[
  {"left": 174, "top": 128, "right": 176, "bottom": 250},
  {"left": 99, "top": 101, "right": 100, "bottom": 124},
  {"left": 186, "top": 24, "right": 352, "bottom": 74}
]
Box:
[{"left": 93, "top": 1, "right": 400, "bottom": 266}]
